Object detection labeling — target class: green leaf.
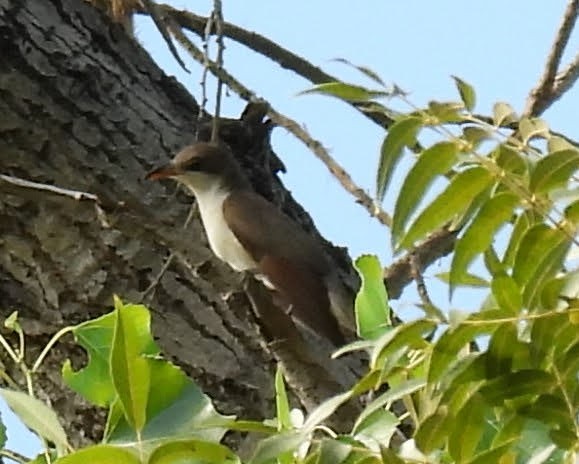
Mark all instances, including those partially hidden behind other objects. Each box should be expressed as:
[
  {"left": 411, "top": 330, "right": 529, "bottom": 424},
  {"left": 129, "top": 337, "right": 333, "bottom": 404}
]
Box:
[
  {"left": 427, "top": 101, "right": 465, "bottom": 123},
  {"left": 379, "top": 447, "right": 405, "bottom": 464},
  {"left": 452, "top": 76, "right": 476, "bottom": 111},
  {"left": 353, "top": 255, "right": 391, "bottom": 340},
  {"left": 428, "top": 312, "right": 501, "bottom": 383},
  {"left": 317, "top": 438, "right": 352, "bottom": 464},
  {"left": 436, "top": 272, "right": 489, "bottom": 288},
  {"left": 250, "top": 431, "right": 307, "bottom": 464},
  {"left": 0, "top": 410, "right": 6, "bottom": 449},
  {"left": 400, "top": 167, "right": 494, "bottom": 249},
  {"left": 485, "top": 323, "right": 518, "bottom": 378},
  {"left": 503, "top": 210, "right": 536, "bottom": 268},
  {"left": 333, "top": 58, "right": 387, "bottom": 87},
  {"left": 491, "top": 273, "right": 522, "bottom": 315},
  {"left": 110, "top": 298, "right": 151, "bottom": 433},
  {"left": 353, "top": 409, "right": 398, "bottom": 446},
  {"left": 512, "top": 225, "right": 571, "bottom": 307},
  {"left": 414, "top": 409, "right": 450, "bottom": 453},
  {"left": 519, "top": 117, "right": 549, "bottom": 144},
  {"left": 392, "top": 141, "right": 459, "bottom": 248},
  {"left": 148, "top": 439, "right": 240, "bottom": 464},
  {"left": 564, "top": 199, "right": 579, "bottom": 225},
  {"left": 303, "top": 391, "right": 352, "bottom": 431},
  {"left": 370, "top": 319, "right": 436, "bottom": 370},
  {"left": 478, "top": 370, "right": 555, "bottom": 405},
  {"left": 62, "top": 312, "right": 117, "bottom": 407},
  {"left": 462, "top": 126, "right": 492, "bottom": 149},
  {"left": 493, "top": 102, "right": 517, "bottom": 126},
  {"left": 55, "top": 446, "right": 140, "bottom": 464},
  {"left": 4, "top": 311, "right": 21, "bottom": 333},
  {"left": 530, "top": 149, "right": 579, "bottom": 193},
  {"left": 0, "top": 389, "right": 69, "bottom": 455},
  {"left": 448, "top": 393, "right": 486, "bottom": 462},
  {"left": 494, "top": 144, "right": 528, "bottom": 177},
  {"left": 356, "top": 379, "right": 425, "bottom": 427},
  {"left": 518, "top": 394, "right": 574, "bottom": 429},
  {"left": 466, "top": 442, "right": 514, "bottom": 464},
  {"left": 376, "top": 116, "right": 423, "bottom": 202},
  {"left": 298, "top": 82, "right": 389, "bottom": 101},
  {"left": 449, "top": 192, "right": 519, "bottom": 295},
  {"left": 275, "top": 364, "right": 291, "bottom": 431}
]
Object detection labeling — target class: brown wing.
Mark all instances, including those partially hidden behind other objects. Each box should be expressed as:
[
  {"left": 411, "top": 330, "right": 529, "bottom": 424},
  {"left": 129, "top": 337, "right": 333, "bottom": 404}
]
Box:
[{"left": 223, "top": 190, "right": 344, "bottom": 344}]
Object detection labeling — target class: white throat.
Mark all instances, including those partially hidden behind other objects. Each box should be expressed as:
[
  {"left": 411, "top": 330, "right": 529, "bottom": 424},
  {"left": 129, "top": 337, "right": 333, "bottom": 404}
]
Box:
[{"left": 176, "top": 173, "right": 256, "bottom": 272}]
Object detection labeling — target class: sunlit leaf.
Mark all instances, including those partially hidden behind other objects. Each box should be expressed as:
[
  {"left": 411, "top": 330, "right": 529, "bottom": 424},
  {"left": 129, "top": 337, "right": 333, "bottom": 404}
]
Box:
[
  {"left": 530, "top": 149, "right": 579, "bottom": 193},
  {"left": 493, "top": 102, "right": 517, "bottom": 126},
  {"left": 250, "top": 431, "right": 307, "bottom": 464},
  {"left": 298, "top": 82, "right": 389, "bottom": 101},
  {"left": 0, "top": 389, "right": 69, "bottom": 455},
  {"left": 303, "top": 392, "right": 352, "bottom": 431},
  {"left": 400, "top": 167, "right": 494, "bottom": 249},
  {"left": 427, "top": 101, "right": 465, "bottom": 122},
  {"left": 564, "top": 199, "right": 579, "bottom": 225},
  {"left": 519, "top": 117, "right": 549, "bottom": 144},
  {"left": 450, "top": 192, "right": 518, "bottom": 295},
  {"left": 371, "top": 319, "right": 435, "bottom": 370},
  {"left": 436, "top": 272, "right": 489, "bottom": 288},
  {"left": 494, "top": 144, "right": 529, "bottom": 177},
  {"left": 452, "top": 76, "right": 476, "bottom": 111},
  {"left": 62, "top": 312, "right": 117, "bottom": 407},
  {"left": 110, "top": 298, "right": 151, "bottom": 433},
  {"left": 354, "top": 255, "right": 391, "bottom": 340},
  {"left": 491, "top": 273, "right": 523, "bottom": 315},
  {"left": 462, "top": 126, "right": 492, "bottom": 148},
  {"left": 148, "top": 439, "right": 240, "bottom": 464},
  {"left": 503, "top": 210, "right": 536, "bottom": 267},
  {"left": 356, "top": 379, "right": 425, "bottom": 427},
  {"left": 512, "top": 225, "right": 571, "bottom": 307},
  {"left": 392, "top": 141, "right": 459, "bottom": 248},
  {"left": 54, "top": 445, "right": 139, "bottom": 464},
  {"left": 275, "top": 365, "right": 291, "bottom": 431},
  {"left": 376, "top": 116, "right": 423, "bottom": 202}
]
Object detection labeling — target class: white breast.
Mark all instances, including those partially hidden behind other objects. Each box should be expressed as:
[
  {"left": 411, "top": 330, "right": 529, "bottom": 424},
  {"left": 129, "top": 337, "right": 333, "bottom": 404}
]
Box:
[{"left": 180, "top": 177, "right": 257, "bottom": 272}]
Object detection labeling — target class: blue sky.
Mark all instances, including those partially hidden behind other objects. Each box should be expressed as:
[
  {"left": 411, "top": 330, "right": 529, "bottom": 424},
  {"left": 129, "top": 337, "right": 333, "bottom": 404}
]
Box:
[{"left": 3, "top": 1, "right": 578, "bottom": 459}]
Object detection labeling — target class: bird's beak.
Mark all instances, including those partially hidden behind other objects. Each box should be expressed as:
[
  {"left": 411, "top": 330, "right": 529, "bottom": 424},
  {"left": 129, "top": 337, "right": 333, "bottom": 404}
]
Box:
[{"left": 145, "top": 163, "right": 183, "bottom": 180}]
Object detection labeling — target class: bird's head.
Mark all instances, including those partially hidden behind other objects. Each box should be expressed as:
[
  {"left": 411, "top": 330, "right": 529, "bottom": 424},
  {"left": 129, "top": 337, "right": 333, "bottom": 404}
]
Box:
[{"left": 146, "top": 142, "right": 248, "bottom": 193}]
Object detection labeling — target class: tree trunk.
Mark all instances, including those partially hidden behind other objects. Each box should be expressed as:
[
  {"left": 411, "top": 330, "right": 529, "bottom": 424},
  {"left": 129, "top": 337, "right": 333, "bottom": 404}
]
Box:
[{"left": 0, "top": 0, "right": 360, "bottom": 447}]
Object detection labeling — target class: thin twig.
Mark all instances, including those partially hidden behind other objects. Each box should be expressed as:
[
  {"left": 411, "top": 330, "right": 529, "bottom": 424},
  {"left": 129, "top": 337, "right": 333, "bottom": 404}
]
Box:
[
  {"left": 0, "top": 448, "right": 30, "bottom": 464},
  {"left": 145, "top": 4, "right": 396, "bottom": 131},
  {"left": 211, "top": 0, "right": 225, "bottom": 143},
  {"left": 409, "top": 253, "right": 446, "bottom": 323},
  {"left": 552, "top": 50, "right": 579, "bottom": 101},
  {"left": 140, "top": 0, "right": 189, "bottom": 73},
  {"left": 0, "top": 174, "right": 98, "bottom": 201},
  {"left": 524, "top": 0, "right": 579, "bottom": 116}
]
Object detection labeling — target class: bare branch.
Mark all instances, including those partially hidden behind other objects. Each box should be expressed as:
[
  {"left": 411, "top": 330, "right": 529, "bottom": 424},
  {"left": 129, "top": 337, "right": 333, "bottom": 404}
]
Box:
[
  {"left": 140, "top": 0, "right": 189, "bottom": 73},
  {"left": 211, "top": 0, "right": 225, "bottom": 143},
  {"left": 147, "top": 4, "right": 396, "bottom": 131},
  {"left": 552, "top": 50, "right": 579, "bottom": 100},
  {"left": 384, "top": 228, "right": 459, "bottom": 300},
  {"left": 524, "top": 0, "right": 579, "bottom": 116}
]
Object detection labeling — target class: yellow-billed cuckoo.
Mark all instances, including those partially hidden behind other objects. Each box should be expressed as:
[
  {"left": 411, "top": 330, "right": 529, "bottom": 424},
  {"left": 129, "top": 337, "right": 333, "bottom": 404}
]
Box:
[{"left": 146, "top": 142, "right": 354, "bottom": 345}]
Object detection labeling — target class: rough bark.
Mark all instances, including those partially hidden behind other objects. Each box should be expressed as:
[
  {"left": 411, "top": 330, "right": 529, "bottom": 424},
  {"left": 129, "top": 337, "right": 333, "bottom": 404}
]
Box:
[{"left": 0, "top": 0, "right": 359, "bottom": 448}]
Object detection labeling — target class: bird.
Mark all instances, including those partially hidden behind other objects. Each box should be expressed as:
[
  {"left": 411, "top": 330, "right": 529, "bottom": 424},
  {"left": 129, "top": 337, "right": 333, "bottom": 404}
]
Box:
[{"left": 146, "top": 142, "right": 354, "bottom": 345}]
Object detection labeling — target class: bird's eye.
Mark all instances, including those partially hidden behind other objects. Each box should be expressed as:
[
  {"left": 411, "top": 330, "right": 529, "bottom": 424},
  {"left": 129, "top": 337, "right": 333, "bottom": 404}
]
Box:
[{"left": 185, "top": 159, "right": 201, "bottom": 171}]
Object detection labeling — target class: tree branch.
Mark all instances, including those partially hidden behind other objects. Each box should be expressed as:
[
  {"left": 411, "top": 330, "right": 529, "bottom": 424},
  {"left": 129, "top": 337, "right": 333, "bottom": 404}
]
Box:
[
  {"left": 146, "top": 4, "right": 396, "bottom": 131},
  {"left": 524, "top": 0, "right": 579, "bottom": 116}
]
